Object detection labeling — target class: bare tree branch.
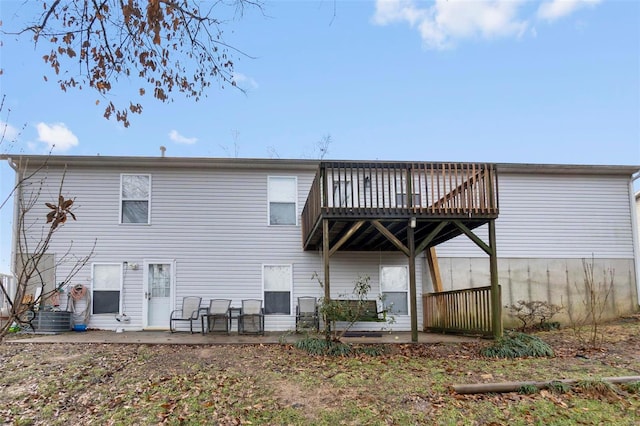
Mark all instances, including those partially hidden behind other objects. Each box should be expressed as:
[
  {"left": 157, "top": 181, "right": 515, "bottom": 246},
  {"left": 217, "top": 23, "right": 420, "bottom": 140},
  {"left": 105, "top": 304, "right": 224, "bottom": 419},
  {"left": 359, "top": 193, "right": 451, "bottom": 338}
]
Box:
[
  {"left": 8, "top": 0, "right": 262, "bottom": 127},
  {"left": 0, "top": 165, "right": 94, "bottom": 341}
]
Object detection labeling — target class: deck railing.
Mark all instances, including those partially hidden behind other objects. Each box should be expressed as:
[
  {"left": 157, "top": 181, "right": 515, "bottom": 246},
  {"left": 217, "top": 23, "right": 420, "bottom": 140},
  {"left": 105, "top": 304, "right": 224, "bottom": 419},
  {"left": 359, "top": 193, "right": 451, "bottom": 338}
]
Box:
[
  {"left": 422, "top": 286, "right": 499, "bottom": 336},
  {"left": 301, "top": 161, "right": 498, "bottom": 244}
]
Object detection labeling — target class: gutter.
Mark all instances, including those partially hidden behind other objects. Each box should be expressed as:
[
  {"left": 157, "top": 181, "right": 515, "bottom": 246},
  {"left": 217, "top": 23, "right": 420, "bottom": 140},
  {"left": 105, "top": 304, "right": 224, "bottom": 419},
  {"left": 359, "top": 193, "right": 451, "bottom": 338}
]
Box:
[
  {"left": 631, "top": 171, "right": 640, "bottom": 306},
  {"left": 0, "top": 154, "right": 321, "bottom": 172}
]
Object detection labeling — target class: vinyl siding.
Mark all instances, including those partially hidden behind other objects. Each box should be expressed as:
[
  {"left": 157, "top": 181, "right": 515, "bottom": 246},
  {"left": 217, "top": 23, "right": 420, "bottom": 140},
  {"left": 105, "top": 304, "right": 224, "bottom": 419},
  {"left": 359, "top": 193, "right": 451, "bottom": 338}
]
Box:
[
  {"left": 19, "top": 165, "right": 421, "bottom": 331},
  {"left": 15, "top": 163, "right": 635, "bottom": 331},
  {"left": 437, "top": 173, "right": 635, "bottom": 258}
]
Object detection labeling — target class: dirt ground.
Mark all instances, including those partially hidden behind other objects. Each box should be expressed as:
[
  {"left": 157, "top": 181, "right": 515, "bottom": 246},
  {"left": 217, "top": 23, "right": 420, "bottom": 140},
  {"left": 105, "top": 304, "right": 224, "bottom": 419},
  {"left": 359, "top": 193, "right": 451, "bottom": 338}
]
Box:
[{"left": 1, "top": 316, "right": 639, "bottom": 425}]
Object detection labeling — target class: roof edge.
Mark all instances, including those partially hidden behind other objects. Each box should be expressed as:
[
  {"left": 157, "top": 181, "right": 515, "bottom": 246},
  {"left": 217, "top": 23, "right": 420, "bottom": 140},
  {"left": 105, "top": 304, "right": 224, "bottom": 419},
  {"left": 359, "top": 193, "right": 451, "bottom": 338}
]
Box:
[
  {"left": 496, "top": 162, "right": 639, "bottom": 176},
  {"left": 0, "top": 154, "right": 321, "bottom": 171},
  {"left": 1, "top": 155, "right": 638, "bottom": 176}
]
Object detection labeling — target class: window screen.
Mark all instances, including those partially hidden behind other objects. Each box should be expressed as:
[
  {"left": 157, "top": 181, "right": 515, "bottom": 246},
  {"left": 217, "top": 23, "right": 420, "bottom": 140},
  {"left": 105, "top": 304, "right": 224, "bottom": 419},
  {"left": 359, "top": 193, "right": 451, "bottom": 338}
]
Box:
[
  {"left": 381, "top": 266, "right": 408, "bottom": 315},
  {"left": 92, "top": 264, "right": 121, "bottom": 314},
  {"left": 121, "top": 174, "right": 150, "bottom": 224},
  {"left": 268, "top": 177, "right": 296, "bottom": 225},
  {"left": 263, "top": 265, "right": 291, "bottom": 314}
]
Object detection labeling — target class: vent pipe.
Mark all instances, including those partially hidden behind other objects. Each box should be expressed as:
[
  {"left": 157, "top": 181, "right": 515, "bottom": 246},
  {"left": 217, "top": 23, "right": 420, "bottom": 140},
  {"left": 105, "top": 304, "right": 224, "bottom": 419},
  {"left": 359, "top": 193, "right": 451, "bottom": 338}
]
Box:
[{"left": 160, "top": 146, "right": 166, "bottom": 157}]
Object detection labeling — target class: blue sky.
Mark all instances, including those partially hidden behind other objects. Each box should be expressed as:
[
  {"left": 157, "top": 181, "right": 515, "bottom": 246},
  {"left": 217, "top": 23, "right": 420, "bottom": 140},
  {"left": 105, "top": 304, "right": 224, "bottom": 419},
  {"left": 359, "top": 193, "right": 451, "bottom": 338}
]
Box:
[{"left": 1, "top": 0, "right": 639, "bottom": 272}]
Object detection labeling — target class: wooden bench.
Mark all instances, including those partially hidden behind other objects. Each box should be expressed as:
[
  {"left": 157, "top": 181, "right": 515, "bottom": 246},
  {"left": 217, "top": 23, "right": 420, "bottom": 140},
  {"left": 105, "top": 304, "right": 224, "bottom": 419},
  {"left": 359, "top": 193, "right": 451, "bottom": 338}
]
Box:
[{"left": 327, "top": 299, "right": 384, "bottom": 322}]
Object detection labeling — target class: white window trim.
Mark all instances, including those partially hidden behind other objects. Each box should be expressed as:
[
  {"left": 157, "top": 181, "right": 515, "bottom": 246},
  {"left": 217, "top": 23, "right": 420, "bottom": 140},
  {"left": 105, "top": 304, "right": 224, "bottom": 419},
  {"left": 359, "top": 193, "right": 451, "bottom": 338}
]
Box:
[
  {"left": 119, "top": 173, "right": 152, "bottom": 225},
  {"left": 379, "top": 265, "right": 409, "bottom": 316},
  {"left": 91, "top": 262, "right": 123, "bottom": 315},
  {"left": 262, "top": 264, "right": 293, "bottom": 315},
  {"left": 267, "top": 176, "right": 298, "bottom": 226}
]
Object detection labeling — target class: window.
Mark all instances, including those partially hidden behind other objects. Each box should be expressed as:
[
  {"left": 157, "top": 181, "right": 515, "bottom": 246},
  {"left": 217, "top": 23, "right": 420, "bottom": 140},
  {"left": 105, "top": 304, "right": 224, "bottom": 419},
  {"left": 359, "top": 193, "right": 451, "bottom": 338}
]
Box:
[
  {"left": 263, "top": 265, "right": 292, "bottom": 315},
  {"left": 395, "top": 193, "right": 421, "bottom": 207},
  {"left": 332, "top": 180, "right": 352, "bottom": 207},
  {"left": 268, "top": 177, "right": 297, "bottom": 225},
  {"left": 395, "top": 176, "right": 421, "bottom": 207},
  {"left": 121, "top": 174, "right": 150, "bottom": 224},
  {"left": 148, "top": 263, "right": 171, "bottom": 298},
  {"left": 380, "top": 266, "right": 408, "bottom": 315},
  {"left": 92, "top": 263, "right": 122, "bottom": 314}
]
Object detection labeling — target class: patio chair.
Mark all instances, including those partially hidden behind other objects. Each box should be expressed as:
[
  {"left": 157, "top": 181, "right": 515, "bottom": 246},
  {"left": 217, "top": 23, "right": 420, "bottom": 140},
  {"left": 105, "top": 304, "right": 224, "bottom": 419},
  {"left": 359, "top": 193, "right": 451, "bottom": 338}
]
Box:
[
  {"left": 170, "top": 296, "right": 202, "bottom": 333},
  {"left": 238, "top": 299, "right": 264, "bottom": 335},
  {"left": 204, "top": 299, "right": 232, "bottom": 335},
  {"left": 296, "top": 296, "right": 319, "bottom": 332}
]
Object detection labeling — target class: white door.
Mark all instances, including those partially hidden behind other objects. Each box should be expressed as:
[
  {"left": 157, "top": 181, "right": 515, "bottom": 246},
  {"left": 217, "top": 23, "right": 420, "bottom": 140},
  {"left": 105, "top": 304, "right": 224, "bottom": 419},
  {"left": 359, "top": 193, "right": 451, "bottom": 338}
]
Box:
[{"left": 143, "top": 261, "right": 175, "bottom": 329}]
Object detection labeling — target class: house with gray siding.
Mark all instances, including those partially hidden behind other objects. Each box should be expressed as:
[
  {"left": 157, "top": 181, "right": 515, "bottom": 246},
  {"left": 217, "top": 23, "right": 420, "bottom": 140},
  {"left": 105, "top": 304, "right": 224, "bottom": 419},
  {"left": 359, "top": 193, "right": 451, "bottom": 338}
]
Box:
[{"left": 3, "top": 155, "right": 639, "bottom": 337}]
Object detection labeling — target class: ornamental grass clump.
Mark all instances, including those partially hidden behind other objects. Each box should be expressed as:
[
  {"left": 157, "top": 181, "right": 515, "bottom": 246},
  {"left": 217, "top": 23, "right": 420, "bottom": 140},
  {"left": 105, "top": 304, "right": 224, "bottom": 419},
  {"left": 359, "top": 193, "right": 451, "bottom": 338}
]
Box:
[
  {"left": 621, "top": 381, "right": 640, "bottom": 394},
  {"left": 480, "top": 332, "right": 554, "bottom": 358},
  {"left": 518, "top": 384, "right": 539, "bottom": 395},
  {"left": 547, "top": 380, "right": 571, "bottom": 394},
  {"left": 294, "top": 336, "right": 387, "bottom": 357},
  {"left": 295, "top": 336, "right": 352, "bottom": 356}
]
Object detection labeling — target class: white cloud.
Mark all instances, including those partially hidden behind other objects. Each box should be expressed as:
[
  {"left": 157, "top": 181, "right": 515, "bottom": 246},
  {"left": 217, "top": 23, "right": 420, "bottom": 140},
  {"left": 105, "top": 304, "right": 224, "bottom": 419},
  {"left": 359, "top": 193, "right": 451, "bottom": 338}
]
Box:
[
  {"left": 373, "top": 0, "right": 601, "bottom": 49},
  {"left": 372, "top": 0, "right": 427, "bottom": 26},
  {"left": 232, "top": 73, "right": 259, "bottom": 90},
  {"left": 0, "top": 121, "right": 19, "bottom": 143},
  {"left": 168, "top": 130, "right": 198, "bottom": 145},
  {"left": 35, "top": 122, "right": 79, "bottom": 152},
  {"left": 373, "top": 0, "right": 527, "bottom": 49},
  {"left": 537, "top": 0, "right": 601, "bottom": 22}
]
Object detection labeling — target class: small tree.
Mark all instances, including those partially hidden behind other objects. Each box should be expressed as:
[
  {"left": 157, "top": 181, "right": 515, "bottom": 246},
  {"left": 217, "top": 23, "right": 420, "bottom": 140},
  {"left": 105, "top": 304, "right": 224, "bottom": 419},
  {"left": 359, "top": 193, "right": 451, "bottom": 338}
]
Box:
[
  {"left": 567, "top": 256, "right": 615, "bottom": 349},
  {"left": 0, "top": 166, "right": 94, "bottom": 342},
  {"left": 314, "top": 273, "right": 390, "bottom": 342},
  {"left": 294, "top": 273, "right": 391, "bottom": 357}
]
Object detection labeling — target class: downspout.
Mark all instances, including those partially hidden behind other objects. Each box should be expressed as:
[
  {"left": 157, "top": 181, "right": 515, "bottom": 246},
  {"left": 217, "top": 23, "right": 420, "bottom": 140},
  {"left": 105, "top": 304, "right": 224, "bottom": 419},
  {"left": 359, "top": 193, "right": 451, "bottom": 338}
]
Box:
[{"left": 630, "top": 172, "right": 640, "bottom": 306}]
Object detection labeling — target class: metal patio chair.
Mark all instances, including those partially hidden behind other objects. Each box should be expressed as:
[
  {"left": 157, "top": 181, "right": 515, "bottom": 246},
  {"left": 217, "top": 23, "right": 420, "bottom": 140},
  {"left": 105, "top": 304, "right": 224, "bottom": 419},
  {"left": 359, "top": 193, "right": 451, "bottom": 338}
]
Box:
[
  {"left": 203, "top": 299, "right": 232, "bottom": 335},
  {"left": 238, "top": 299, "right": 264, "bottom": 335},
  {"left": 169, "top": 296, "right": 202, "bottom": 333},
  {"left": 296, "top": 296, "right": 319, "bottom": 332}
]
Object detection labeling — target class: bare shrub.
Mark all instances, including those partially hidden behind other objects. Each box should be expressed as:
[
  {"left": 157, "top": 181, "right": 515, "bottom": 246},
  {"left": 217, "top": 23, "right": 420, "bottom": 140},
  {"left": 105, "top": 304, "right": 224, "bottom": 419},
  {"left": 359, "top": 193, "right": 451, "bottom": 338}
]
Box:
[
  {"left": 506, "top": 300, "right": 563, "bottom": 332},
  {"left": 567, "top": 257, "right": 614, "bottom": 349}
]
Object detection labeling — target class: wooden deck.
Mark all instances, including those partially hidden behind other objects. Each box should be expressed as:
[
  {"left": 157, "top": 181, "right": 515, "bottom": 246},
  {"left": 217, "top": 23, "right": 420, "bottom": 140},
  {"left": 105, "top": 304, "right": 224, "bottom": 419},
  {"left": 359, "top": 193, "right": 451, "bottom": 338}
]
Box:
[{"left": 302, "top": 161, "right": 499, "bottom": 251}]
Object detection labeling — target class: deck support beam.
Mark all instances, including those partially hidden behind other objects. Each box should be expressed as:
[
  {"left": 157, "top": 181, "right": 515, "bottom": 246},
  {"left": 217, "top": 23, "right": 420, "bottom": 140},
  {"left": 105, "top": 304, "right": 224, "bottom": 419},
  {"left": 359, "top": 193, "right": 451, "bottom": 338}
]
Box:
[
  {"left": 371, "top": 221, "right": 410, "bottom": 256},
  {"left": 452, "top": 220, "right": 491, "bottom": 255},
  {"left": 328, "top": 221, "right": 365, "bottom": 257},
  {"left": 426, "top": 247, "right": 443, "bottom": 293},
  {"left": 407, "top": 221, "right": 418, "bottom": 342},
  {"left": 488, "top": 220, "right": 502, "bottom": 338},
  {"left": 416, "top": 221, "right": 449, "bottom": 255},
  {"left": 323, "top": 219, "right": 330, "bottom": 304}
]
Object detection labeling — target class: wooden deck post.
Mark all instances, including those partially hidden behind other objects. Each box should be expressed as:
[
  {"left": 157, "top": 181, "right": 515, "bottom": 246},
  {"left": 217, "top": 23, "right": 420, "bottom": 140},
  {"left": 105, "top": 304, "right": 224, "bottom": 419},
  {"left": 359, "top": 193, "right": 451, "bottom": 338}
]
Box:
[
  {"left": 323, "top": 218, "right": 330, "bottom": 302},
  {"left": 408, "top": 221, "right": 418, "bottom": 342},
  {"left": 322, "top": 218, "right": 331, "bottom": 338},
  {"left": 488, "top": 219, "right": 502, "bottom": 338}
]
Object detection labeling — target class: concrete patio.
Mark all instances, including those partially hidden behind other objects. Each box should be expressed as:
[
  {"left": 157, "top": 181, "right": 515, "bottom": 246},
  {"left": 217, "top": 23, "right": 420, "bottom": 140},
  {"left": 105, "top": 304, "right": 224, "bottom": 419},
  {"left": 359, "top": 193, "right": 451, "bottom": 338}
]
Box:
[{"left": 5, "top": 329, "right": 482, "bottom": 345}]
